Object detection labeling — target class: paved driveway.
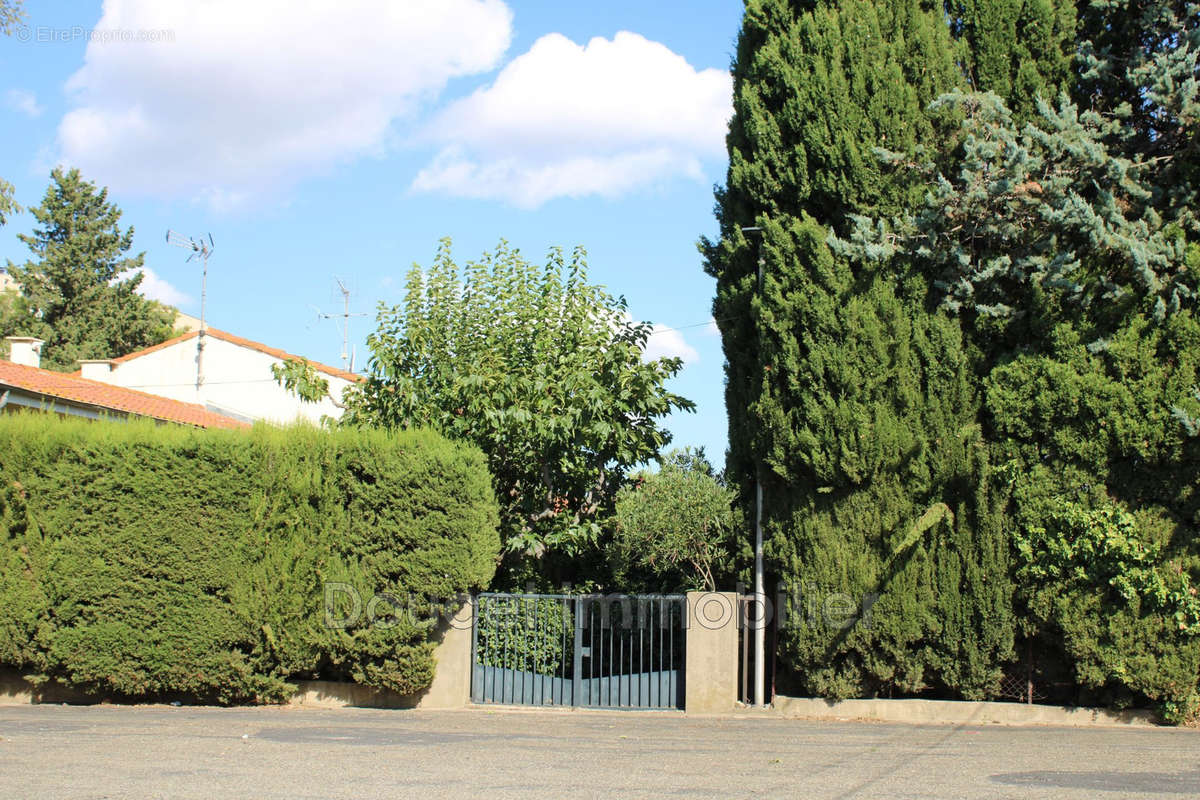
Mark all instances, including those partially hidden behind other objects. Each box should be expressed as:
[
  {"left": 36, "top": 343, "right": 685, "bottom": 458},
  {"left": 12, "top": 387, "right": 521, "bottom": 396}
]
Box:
[{"left": 0, "top": 704, "right": 1196, "bottom": 799}]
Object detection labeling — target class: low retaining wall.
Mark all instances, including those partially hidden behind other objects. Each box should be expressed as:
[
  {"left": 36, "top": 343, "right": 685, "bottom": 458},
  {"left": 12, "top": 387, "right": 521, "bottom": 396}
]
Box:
[
  {"left": 772, "top": 695, "right": 1159, "bottom": 728},
  {"left": 0, "top": 670, "right": 98, "bottom": 705},
  {"left": 0, "top": 600, "right": 475, "bottom": 711}
]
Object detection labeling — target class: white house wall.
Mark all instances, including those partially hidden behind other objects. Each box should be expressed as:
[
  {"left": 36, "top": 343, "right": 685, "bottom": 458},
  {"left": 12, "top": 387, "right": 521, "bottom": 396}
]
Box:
[{"left": 101, "top": 336, "right": 352, "bottom": 425}]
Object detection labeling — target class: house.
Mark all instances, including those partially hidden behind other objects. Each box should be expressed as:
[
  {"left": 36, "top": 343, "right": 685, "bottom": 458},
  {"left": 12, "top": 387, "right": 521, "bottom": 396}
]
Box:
[
  {"left": 0, "top": 337, "right": 246, "bottom": 430},
  {"left": 77, "top": 327, "right": 361, "bottom": 426}
]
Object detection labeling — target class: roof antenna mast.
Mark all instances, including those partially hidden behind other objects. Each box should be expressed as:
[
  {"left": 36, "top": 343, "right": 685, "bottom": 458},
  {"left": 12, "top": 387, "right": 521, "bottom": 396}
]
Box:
[
  {"left": 165, "top": 230, "right": 214, "bottom": 390},
  {"left": 315, "top": 277, "right": 365, "bottom": 372}
]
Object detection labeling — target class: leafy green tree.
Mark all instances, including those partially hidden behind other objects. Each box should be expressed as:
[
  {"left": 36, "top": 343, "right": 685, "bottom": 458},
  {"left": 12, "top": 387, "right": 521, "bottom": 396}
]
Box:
[
  {"left": 2, "top": 168, "right": 176, "bottom": 371},
  {"left": 0, "top": 179, "right": 18, "bottom": 228},
  {"left": 613, "top": 448, "right": 741, "bottom": 592},
  {"left": 342, "top": 239, "right": 693, "bottom": 582}
]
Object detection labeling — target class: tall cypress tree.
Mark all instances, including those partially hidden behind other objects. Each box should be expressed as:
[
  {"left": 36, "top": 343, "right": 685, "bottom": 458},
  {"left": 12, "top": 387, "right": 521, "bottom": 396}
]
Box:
[
  {"left": 703, "top": 0, "right": 1016, "bottom": 699},
  {"left": 834, "top": 2, "right": 1200, "bottom": 714},
  {"left": 946, "top": 0, "right": 1076, "bottom": 122}
]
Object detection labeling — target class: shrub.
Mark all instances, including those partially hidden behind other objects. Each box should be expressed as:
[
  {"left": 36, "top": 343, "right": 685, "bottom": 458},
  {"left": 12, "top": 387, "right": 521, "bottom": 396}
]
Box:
[
  {"left": 612, "top": 448, "right": 740, "bottom": 592},
  {"left": 475, "top": 596, "right": 573, "bottom": 676},
  {"left": 1013, "top": 495, "right": 1200, "bottom": 712},
  {"left": 0, "top": 414, "right": 499, "bottom": 703}
]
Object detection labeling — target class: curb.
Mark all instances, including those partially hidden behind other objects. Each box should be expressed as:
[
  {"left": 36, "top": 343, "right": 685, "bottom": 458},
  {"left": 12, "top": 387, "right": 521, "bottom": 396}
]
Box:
[{"left": 770, "top": 695, "right": 1161, "bottom": 728}]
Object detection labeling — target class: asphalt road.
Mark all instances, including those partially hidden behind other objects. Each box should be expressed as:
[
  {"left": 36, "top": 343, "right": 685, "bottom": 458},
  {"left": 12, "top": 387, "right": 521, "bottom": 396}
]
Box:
[{"left": 0, "top": 704, "right": 1197, "bottom": 799}]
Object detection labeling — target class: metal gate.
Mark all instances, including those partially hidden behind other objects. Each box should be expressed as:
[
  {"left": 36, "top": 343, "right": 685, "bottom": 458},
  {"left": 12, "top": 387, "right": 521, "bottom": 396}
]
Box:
[{"left": 471, "top": 593, "right": 686, "bottom": 710}]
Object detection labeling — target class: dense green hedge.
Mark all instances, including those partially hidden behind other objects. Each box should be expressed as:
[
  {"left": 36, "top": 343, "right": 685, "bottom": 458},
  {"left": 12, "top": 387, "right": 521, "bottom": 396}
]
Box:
[{"left": 0, "top": 414, "right": 499, "bottom": 703}]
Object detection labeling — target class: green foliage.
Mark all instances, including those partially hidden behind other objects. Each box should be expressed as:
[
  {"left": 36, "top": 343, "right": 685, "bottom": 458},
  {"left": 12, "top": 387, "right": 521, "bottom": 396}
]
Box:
[
  {"left": 613, "top": 448, "right": 740, "bottom": 592},
  {"left": 720, "top": 0, "right": 1199, "bottom": 718},
  {"left": 834, "top": 90, "right": 1195, "bottom": 352},
  {"left": 0, "top": 178, "right": 18, "bottom": 228},
  {"left": 0, "top": 7, "right": 25, "bottom": 261},
  {"left": 1075, "top": 1, "right": 1199, "bottom": 231},
  {"left": 711, "top": 0, "right": 963, "bottom": 236},
  {"left": 475, "top": 597, "right": 572, "bottom": 676},
  {"left": 763, "top": 228, "right": 1013, "bottom": 700},
  {"left": 343, "top": 239, "right": 693, "bottom": 579},
  {"left": 0, "top": 414, "right": 499, "bottom": 702},
  {"left": 1011, "top": 494, "right": 1200, "bottom": 712},
  {"left": 1175, "top": 386, "right": 1200, "bottom": 438},
  {"left": 945, "top": 0, "right": 1076, "bottom": 122},
  {"left": 705, "top": 0, "right": 1014, "bottom": 701},
  {"left": 269, "top": 357, "right": 347, "bottom": 417},
  {"left": 2, "top": 167, "right": 176, "bottom": 371},
  {"left": 1015, "top": 500, "right": 1200, "bottom": 634},
  {"left": 826, "top": 1, "right": 1200, "bottom": 716}
]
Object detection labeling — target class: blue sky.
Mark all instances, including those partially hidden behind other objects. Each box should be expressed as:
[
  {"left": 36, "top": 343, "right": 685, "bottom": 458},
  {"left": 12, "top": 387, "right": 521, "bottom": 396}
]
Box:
[{"left": 0, "top": 0, "right": 744, "bottom": 464}]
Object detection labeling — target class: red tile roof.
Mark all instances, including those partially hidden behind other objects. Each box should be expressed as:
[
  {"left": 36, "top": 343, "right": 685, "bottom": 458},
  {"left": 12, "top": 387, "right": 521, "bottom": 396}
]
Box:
[
  {"left": 111, "top": 327, "right": 364, "bottom": 383},
  {"left": 0, "top": 360, "right": 249, "bottom": 430}
]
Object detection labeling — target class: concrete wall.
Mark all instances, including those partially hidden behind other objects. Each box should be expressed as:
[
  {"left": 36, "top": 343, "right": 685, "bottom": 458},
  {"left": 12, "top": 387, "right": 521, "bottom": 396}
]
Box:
[
  {"left": 684, "top": 591, "right": 739, "bottom": 714},
  {"left": 0, "top": 669, "right": 99, "bottom": 705},
  {"left": 290, "top": 599, "right": 474, "bottom": 710}
]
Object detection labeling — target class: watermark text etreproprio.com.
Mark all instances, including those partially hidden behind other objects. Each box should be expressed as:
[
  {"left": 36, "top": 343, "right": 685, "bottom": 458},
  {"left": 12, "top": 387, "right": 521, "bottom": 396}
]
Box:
[{"left": 14, "top": 25, "right": 175, "bottom": 44}]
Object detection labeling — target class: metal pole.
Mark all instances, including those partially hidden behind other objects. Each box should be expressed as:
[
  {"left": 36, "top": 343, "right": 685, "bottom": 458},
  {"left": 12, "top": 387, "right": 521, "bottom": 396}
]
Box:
[
  {"left": 743, "top": 226, "right": 767, "bottom": 710},
  {"left": 754, "top": 250, "right": 766, "bottom": 708},
  {"left": 197, "top": 253, "right": 207, "bottom": 391},
  {"left": 754, "top": 478, "right": 765, "bottom": 707}
]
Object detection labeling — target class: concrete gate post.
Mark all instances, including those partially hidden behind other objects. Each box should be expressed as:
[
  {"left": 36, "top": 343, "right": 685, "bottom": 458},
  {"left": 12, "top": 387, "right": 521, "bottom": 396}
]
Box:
[
  {"left": 414, "top": 596, "right": 474, "bottom": 709},
  {"left": 684, "top": 591, "right": 739, "bottom": 713}
]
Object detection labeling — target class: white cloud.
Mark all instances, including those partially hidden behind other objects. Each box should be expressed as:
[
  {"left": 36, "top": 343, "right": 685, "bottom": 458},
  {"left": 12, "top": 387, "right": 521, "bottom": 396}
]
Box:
[
  {"left": 412, "top": 31, "right": 732, "bottom": 207},
  {"left": 703, "top": 317, "right": 720, "bottom": 337},
  {"left": 124, "top": 267, "right": 192, "bottom": 307},
  {"left": 644, "top": 324, "right": 699, "bottom": 365},
  {"left": 6, "top": 89, "right": 43, "bottom": 117},
  {"left": 57, "top": 0, "right": 513, "bottom": 208}
]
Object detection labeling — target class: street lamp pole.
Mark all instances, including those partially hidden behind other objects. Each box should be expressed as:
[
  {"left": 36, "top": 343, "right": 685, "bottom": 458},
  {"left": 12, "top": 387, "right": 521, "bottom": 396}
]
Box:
[{"left": 740, "top": 224, "right": 766, "bottom": 709}]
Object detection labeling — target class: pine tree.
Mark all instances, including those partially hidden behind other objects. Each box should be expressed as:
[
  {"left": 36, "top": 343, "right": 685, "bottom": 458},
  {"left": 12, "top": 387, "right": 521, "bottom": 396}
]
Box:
[
  {"left": 1075, "top": 1, "right": 1199, "bottom": 232},
  {"left": 703, "top": 0, "right": 1015, "bottom": 699},
  {"left": 705, "top": 0, "right": 963, "bottom": 513},
  {"left": 2, "top": 168, "right": 175, "bottom": 371}
]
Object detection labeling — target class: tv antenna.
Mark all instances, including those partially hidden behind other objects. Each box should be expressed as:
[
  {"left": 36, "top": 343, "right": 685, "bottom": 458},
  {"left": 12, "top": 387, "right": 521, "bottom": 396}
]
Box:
[
  {"left": 165, "top": 230, "right": 214, "bottom": 390},
  {"left": 314, "top": 277, "right": 365, "bottom": 372}
]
